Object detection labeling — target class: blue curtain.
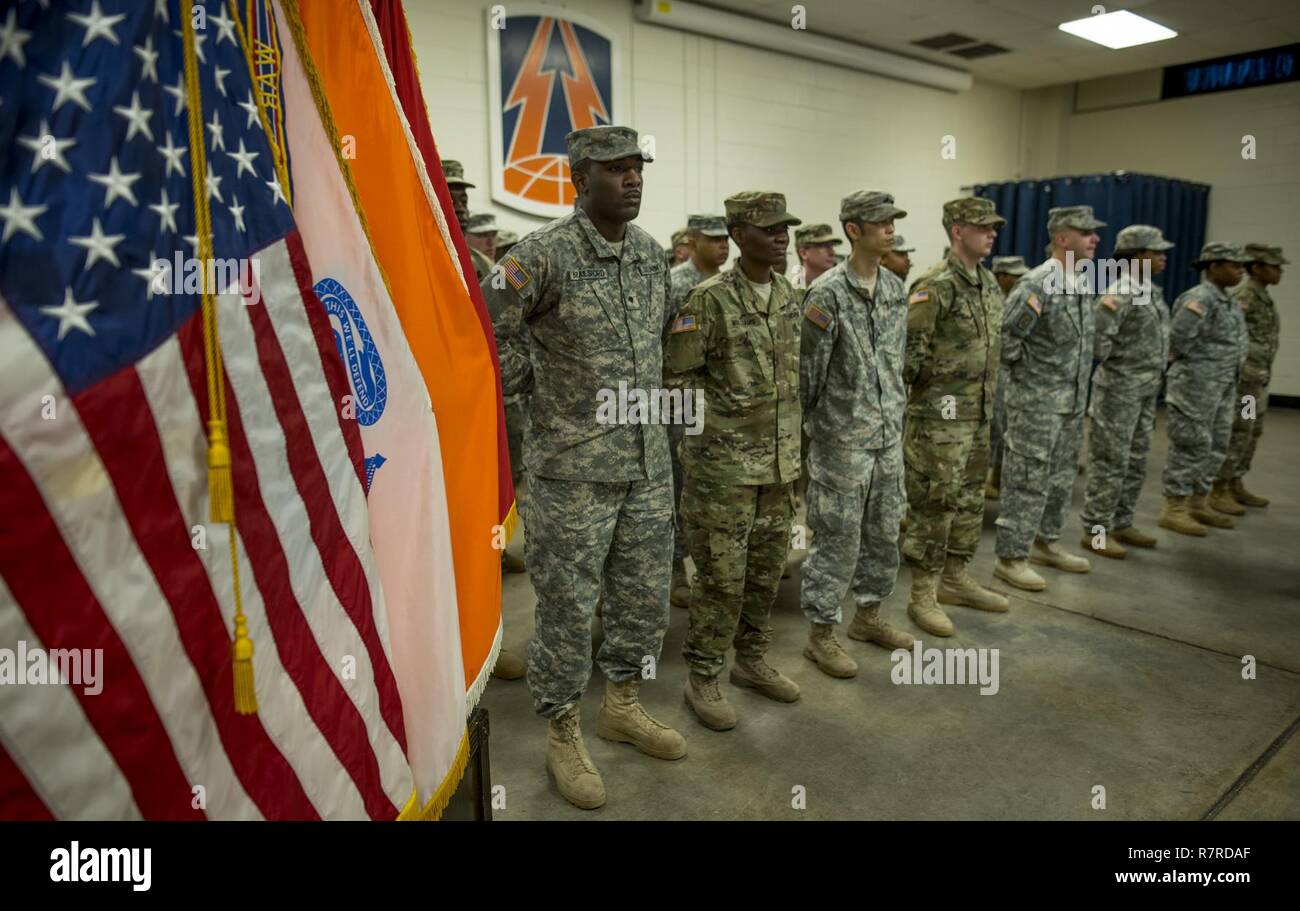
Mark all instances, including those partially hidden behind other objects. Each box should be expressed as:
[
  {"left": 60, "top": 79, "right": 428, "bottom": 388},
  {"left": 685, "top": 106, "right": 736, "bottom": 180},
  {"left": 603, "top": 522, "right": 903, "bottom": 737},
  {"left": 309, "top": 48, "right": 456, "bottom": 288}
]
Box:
[{"left": 972, "top": 172, "right": 1210, "bottom": 301}]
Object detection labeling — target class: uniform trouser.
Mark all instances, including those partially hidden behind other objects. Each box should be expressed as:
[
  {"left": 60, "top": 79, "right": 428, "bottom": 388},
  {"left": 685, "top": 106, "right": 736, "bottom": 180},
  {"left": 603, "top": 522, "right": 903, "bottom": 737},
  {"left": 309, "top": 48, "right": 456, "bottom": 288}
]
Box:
[
  {"left": 523, "top": 475, "right": 673, "bottom": 718},
  {"left": 1218, "top": 383, "right": 1267, "bottom": 481},
  {"left": 801, "top": 443, "right": 905, "bottom": 625},
  {"left": 1080, "top": 385, "right": 1157, "bottom": 532},
  {"left": 505, "top": 395, "right": 528, "bottom": 494},
  {"left": 668, "top": 422, "right": 687, "bottom": 566},
  {"left": 995, "top": 407, "right": 1084, "bottom": 560},
  {"left": 1162, "top": 374, "right": 1236, "bottom": 497},
  {"left": 682, "top": 477, "right": 794, "bottom": 678},
  {"left": 989, "top": 376, "right": 1007, "bottom": 473},
  {"left": 903, "top": 418, "right": 990, "bottom": 573}
]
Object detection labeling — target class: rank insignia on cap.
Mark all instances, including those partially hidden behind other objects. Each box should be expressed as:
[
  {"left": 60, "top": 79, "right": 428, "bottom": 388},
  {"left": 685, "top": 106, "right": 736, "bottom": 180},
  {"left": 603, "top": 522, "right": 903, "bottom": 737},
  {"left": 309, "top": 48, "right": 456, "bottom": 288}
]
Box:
[
  {"left": 805, "top": 304, "right": 833, "bottom": 330},
  {"left": 670, "top": 314, "right": 697, "bottom": 334},
  {"left": 907, "top": 290, "right": 929, "bottom": 306},
  {"left": 1186, "top": 300, "right": 1204, "bottom": 316},
  {"left": 501, "top": 256, "right": 530, "bottom": 292},
  {"left": 1026, "top": 294, "right": 1042, "bottom": 315},
  {"left": 1100, "top": 295, "right": 1119, "bottom": 312}
]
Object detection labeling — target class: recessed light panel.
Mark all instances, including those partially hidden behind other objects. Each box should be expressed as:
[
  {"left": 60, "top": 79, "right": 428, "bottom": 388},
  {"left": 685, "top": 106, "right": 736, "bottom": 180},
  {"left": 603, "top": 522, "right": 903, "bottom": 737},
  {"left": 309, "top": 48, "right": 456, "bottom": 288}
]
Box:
[{"left": 1058, "top": 10, "right": 1177, "bottom": 50}]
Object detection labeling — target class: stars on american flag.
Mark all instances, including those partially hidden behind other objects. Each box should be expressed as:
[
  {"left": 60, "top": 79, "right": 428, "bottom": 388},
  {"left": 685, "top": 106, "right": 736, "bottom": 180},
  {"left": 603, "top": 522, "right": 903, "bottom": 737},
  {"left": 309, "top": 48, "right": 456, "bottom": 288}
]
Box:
[
  {"left": 113, "top": 91, "right": 155, "bottom": 142},
  {"left": 70, "top": 217, "right": 124, "bottom": 270},
  {"left": 157, "top": 131, "right": 188, "bottom": 177},
  {"left": 68, "top": 0, "right": 125, "bottom": 48},
  {"left": 37, "top": 61, "right": 96, "bottom": 112},
  {"left": 227, "top": 138, "right": 259, "bottom": 179},
  {"left": 134, "top": 34, "right": 159, "bottom": 83},
  {"left": 40, "top": 288, "right": 99, "bottom": 339},
  {"left": 17, "top": 119, "right": 76, "bottom": 172},
  {"left": 0, "top": 189, "right": 47, "bottom": 242},
  {"left": 88, "top": 156, "right": 141, "bottom": 208},
  {"left": 150, "top": 187, "right": 179, "bottom": 234},
  {"left": 0, "top": 9, "right": 34, "bottom": 68}
]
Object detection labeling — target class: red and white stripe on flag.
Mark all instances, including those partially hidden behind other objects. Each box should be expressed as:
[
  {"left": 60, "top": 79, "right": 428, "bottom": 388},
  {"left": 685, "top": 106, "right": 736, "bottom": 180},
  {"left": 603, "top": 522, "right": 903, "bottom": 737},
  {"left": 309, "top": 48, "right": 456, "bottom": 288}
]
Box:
[{"left": 0, "top": 232, "right": 414, "bottom": 819}]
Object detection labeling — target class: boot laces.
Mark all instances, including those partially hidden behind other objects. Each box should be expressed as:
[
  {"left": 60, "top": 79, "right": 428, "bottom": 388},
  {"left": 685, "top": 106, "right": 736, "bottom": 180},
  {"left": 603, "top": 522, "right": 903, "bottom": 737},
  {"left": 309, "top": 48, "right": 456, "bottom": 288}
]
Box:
[
  {"left": 695, "top": 675, "right": 723, "bottom": 702},
  {"left": 742, "top": 656, "right": 778, "bottom": 681}
]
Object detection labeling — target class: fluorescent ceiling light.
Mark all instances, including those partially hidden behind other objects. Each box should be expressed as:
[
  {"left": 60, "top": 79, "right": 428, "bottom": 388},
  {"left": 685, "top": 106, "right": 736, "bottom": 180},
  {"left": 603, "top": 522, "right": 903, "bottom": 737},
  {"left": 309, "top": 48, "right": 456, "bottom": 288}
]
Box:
[{"left": 1058, "top": 10, "right": 1177, "bottom": 49}]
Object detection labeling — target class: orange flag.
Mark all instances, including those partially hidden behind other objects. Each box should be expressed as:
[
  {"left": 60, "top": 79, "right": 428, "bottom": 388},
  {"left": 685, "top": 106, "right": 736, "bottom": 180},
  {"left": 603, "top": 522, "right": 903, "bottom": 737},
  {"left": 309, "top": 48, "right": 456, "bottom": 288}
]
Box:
[{"left": 291, "top": 0, "right": 502, "bottom": 702}]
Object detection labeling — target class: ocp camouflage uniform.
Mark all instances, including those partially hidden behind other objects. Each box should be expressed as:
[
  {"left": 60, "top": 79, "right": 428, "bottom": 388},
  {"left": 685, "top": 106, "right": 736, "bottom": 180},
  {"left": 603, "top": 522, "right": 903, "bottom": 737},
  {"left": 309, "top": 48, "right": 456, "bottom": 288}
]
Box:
[
  {"left": 800, "top": 257, "right": 908, "bottom": 625},
  {"left": 483, "top": 201, "right": 673, "bottom": 718},
  {"left": 665, "top": 211, "right": 802, "bottom": 678}
]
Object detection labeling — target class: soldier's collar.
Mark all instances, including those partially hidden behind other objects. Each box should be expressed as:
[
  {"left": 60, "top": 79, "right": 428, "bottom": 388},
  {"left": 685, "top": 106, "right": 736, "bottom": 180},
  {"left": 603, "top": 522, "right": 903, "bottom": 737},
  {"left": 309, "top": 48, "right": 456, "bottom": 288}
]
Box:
[
  {"left": 575, "top": 208, "right": 640, "bottom": 262},
  {"left": 946, "top": 253, "right": 981, "bottom": 288}
]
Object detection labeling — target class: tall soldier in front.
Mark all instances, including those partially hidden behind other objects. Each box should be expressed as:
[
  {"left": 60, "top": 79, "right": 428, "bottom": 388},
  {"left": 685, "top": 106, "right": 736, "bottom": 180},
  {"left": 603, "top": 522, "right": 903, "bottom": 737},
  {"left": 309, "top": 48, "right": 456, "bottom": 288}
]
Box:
[
  {"left": 666, "top": 192, "right": 803, "bottom": 731},
  {"left": 482, "top": 126, "right": 685, "bottom": 810},
  {"left": 902, "top": 198, "right": 1009, "bottom": 637},
  {"left": 800, "top": 190, "right": 913, "bottom": 677}
]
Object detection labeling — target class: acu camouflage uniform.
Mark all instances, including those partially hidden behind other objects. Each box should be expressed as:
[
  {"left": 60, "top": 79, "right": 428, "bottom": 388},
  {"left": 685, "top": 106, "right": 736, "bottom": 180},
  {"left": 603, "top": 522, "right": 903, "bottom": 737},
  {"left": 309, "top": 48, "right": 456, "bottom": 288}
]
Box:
[
  {"left": 987, "top": 256, "right": 1029, "bottom": 475},
  {"left": 482, "top": 128, "right": 672, "bottom": 719},
  {"left": 665, "top": 193, "right": 802, "bottom": 678}
]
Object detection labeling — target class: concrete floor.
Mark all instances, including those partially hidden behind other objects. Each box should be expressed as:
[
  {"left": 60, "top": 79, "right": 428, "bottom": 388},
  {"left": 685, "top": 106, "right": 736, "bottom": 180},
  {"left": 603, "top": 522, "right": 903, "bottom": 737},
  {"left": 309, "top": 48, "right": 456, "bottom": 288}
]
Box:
[{"left": 482, "top": 407, "right": 1300, "bottom": 820}]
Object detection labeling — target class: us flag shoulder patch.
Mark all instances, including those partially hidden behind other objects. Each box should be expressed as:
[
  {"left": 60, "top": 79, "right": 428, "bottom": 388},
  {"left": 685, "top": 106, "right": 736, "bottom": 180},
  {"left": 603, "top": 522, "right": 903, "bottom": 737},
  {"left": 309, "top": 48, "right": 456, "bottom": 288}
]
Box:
[
  {"left": 1100, "top": 295, "right": 1119, "bottom": 312},
  {"left": 501, "top": 256, "right": 530, "bottom": 291},
  {"left": 805, "top": 304, "right": 833, "bottom": 330},
  {"left": 1186, "top": 299, "right": 1204, "bottom": 316},
  {"left": 907, "top": 289, "right": 930, "bottom": 306},
  {"left": 671, "top": 314, "right": 697, "bottom": 334},
  {"left": 1026, "top": 294, "right": 1042, "bottom": 315}
]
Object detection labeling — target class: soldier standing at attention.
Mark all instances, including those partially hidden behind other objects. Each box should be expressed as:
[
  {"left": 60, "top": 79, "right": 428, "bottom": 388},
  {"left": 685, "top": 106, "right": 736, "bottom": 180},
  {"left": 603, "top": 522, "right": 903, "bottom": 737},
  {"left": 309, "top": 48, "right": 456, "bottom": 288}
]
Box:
[
  {"left": 994, "top": 206, "right": 1106, "bottom": 592},
  {"left": 465, "top": 213, "right": 499, "bottom": 264},
  {"left": 441, "top": 159, "right": 496, "bottom": 282},
  {"left": 1215, "top": 244, "right": 1287, "bottom": 509},
  {"left": 666, "top": 192, "right": 803, "bottom": 731},
  {"left": 1079, "top": 226, "right": 1174, "bottom": 556},
  {"left": 670, "top": 227, "right": 692, "bottom": 266},
  {"left": 666, "top": 215, "right": 731, "bottom": 609},
  {"left": 799, "top": 190, "right": 914, "bottom": 676},
  {"left": 1159, "top": 243, "right": 1250, "bottom": 535},
  {"left": 984, "top": 255, "right": 1029, "bottom": 499},
  {"left": 881, "top": 234, "right": 915, "bottom": 283},
  {"left": 790, "top": 223, "right": 841, "bottom": 290},
  {"left": 482, "top": 126, "right": 686, "bottom": 810},
  {"left": 901, "top": 198, "right": 1010, "bottom": 636}
]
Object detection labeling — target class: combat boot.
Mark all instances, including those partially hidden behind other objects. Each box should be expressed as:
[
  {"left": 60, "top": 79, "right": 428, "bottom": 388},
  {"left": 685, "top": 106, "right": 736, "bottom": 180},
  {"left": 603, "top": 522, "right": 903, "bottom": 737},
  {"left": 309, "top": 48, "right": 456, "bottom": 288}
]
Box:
[
  {"left": 546, "top": 708, "right": 606, "bottom": 810},
  {"left": 938, "top": 557, "right": 1009, "bottom": 612},
  {"left": 670, "top": 562, "right": 691, "bottom": 609},
  {"left": 684, "top": 673, "right": 737, "bottom": 731},
  {"left": 847, "top": 602, "right": 915, "bottom": 650},
  {"left": 1079, "top": 531, "right": 1127, "bottom": 560},
  {"left": 1030, "top": 538, "right": 1091, "bottom": 573},
  {"left": 491, "top": 648, "right": 526, "bottom": 680},
  {"left": 993, "top": 558, "right": 1046, "bottom": 592},
  {"left": 1209, "top": 480, "right": 1246, "bottom": 516},
  {"left": 1158, "top": 496, "right": 1207, "bottom": 537},
  {"left": 596, "top": 679, "right": 686, "bottom": 760},
  {"left": 1189, "top": 492, "right": 1235, "bottom": 529},
  {"left": 906, "top": 570, "right": 953, "bottom": 637},
  {"left": 731, "top": 654, "right": 801, "bottom": 702},
  {"left": 803, "top": 623, "right": 858, "bottom": 678},
  {"left": 984, "top": 466, "right": 1001, "bottom": 499},
  {"left": 1230, "top": 478, "right": 1269, "bottom": 508},
  {"left": 1113, "top": 525, "right": 1157, "bottom": 548}
]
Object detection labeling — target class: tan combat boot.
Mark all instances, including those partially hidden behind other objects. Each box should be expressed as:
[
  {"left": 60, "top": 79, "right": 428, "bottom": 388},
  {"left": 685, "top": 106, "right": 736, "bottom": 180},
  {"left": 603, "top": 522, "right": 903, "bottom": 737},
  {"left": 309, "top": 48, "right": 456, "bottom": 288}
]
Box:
[
  {"left": 1209, "top": 480, "right": 1246, "bottom": 516},
  {"left": 670, "top": 562, "right": 691, "bottom": 609},
  {"left": 1080, "top": 530, "right": 1127, "bottom": 560},
  {"left": 993, "top": 557, "right": 1046, "bottom": 592},
  {"left": 938, "top": 556, "right": 1010, "bottom": 612},
  {"left": 1189, "top": 492, "right": 1234, "bottom": 529},
  {"left": 684, "top": 673, "right": 737, "bottom": 731},
  {"left": 1158, "top": 496, "right": 1207, "bottom": 537},
  {"left": 491, "top": 648, "right": 526, "bottom": 680},
  {"left": 1113, "top": 526, "right": 1157, "bottom": 548},
  {"left": 984, "top": 466, "right": 1001, "bottom": 499},
  {"left": 731, "top": 654, "right": 801, "bottom": 702},
  {"left": 1030, "top": 538, "right": 1091, "bottom": 573},
  {"left": 907, "top": 570, "right": 953, "bottom": 637},
  {"left": 803, "top": 623, "right": 859, "bottom": 678},
  {"left": 596, "top": 679, "right": 686, "bottom": 760},
  {"left": 847, "top": 602, "right": 915, "bottom": 650},
  {"left": 546, "top": 708, "right": 606, "bottom": 809},
  {"left": 1230, "top": 477, "right": 1269, "bottom": 508}
]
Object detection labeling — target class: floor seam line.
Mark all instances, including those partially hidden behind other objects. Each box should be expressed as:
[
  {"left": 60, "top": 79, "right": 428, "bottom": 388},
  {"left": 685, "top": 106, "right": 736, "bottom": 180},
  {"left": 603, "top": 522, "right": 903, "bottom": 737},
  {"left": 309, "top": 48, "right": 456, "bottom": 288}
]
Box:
[{"left": 1201, "top": 712, "right": 1300, "bottom": 820}]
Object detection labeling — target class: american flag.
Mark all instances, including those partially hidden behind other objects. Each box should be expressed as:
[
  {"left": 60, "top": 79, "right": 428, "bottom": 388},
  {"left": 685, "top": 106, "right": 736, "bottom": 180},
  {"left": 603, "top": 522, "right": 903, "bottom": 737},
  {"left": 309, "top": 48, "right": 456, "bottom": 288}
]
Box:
[{"left": 0, "top": 0, "right": 413, "bottom": 818}]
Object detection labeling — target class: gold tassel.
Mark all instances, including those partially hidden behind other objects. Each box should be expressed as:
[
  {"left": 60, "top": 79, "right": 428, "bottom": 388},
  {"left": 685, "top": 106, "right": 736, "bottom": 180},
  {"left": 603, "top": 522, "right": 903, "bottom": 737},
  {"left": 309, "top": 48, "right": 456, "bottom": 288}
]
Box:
[
  {"left": 207, "top": 418, "right": 234, "bottom": 523},
  {"left": 231, "top": 609, "right": 257, "bottom": 714}
]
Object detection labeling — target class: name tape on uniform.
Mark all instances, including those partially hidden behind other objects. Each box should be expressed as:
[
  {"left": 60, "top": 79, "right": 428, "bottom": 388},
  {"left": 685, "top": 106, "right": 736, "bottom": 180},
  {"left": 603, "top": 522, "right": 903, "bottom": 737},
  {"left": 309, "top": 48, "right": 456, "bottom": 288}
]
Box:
[{"left": 567, "top": 268, "right": 608, "bottom": 281}]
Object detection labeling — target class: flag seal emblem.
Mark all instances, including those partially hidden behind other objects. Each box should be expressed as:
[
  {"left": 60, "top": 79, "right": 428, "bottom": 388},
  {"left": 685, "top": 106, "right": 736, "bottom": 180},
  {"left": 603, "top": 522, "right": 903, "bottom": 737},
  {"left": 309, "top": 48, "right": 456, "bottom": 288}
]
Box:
[{"left": 315, "top": 277, "right": 388, "bottom": 426}]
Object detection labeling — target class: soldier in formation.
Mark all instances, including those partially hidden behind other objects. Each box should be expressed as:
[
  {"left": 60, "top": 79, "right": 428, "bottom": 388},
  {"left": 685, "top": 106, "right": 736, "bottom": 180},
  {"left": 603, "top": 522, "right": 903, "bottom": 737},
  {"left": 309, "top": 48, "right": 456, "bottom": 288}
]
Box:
[
  {"left": 789, "top": 223, "right": 841, "bottom": 290},
  {"left": 881, "top": 233, "right": 915, "bottom": 283},
  {"left": 984, "top": 255, "right": 1028, "bottom": 499}
]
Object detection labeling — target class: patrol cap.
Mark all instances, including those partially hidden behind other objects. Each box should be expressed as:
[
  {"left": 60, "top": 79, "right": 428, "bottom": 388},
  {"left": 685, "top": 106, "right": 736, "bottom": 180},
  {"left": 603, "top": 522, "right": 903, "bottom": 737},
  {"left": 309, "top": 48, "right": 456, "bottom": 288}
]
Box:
[
  {"left": 565, "top": 125, "right": 651, "bottom": 166},
  {"left": 1113, "top": 224, "right": 1174, "bottom": 255},
  {"left": 465, "top": 213, "right": 497, "bottom": 234},
  {"left": 670, "top": 227, "right": 690, "bottom": 247},
  {"left": 1243, "top": 243, "right": 1289, "bottom": 266},
  {"left": 794, "top": 223, "right": 841, "bottom": 246},
  {"left": 496, "top": 228, "right": 519, "bottom": 248},
  {"left": 442, "top": 159, "right": 475, "bottom": 188},
  {"left": 991, "top": 255, "right": 1029, "bottom": 276},
  {"left": 725, "top": 191, "right": 800, "bottom": 228},
  {"left": 942, "top": 197, "right": 1004, "bottom": 229},
  {"left": 840, "top": 189, "right": 906, "bottom": 223},
  {"left": 1191, "top": 242, "right": 1249, "bottom": 267},
  {"left": 1047, "top": 205, "right": 1106, "bottom": 232},
  {"left": 687, "top": 214, "right": 729, "bottom": 237},
  {"left": 890, "top": 234, "right": 915, "bottom": 253}
]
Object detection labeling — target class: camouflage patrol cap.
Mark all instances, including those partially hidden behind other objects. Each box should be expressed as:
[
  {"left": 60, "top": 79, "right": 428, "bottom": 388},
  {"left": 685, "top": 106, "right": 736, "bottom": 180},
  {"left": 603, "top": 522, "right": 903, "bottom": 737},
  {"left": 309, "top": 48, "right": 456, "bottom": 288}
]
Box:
[
  {"left": 671, "top": 228, "right": 690, "bottom": 247},
  {"left": 687, "top": 214, "right": 729, "bottom": 237},
  {"left": 1047, "top": 205, "right": 1106, "bottom": 232},
  {"left": 464, "top": 213, "right": 497, "bottom": 234},
  {"left": 442, "top": 159, "right": 475, "bottom": 188},
  {"left": 496, "top": 228, "right": 519, "bottom": 247},
  {"left": 890, "top": 234, "right": 915, "bottom": 253},
  {"left": 942, "top": 197, "right": 1004, "bottom": 229},
  {"left": 725, "top": 191, "right": 800, "bottom": 228},
  {"left": 1113, "top": 224, "right": 1174, "bottom": 255},
  {"left": 565, "top": 125, "right": 651, "bottom": 165},
  {"left": 1243, "top": 243, "right": 1289, "bottom": 266},
  {"left": 991, "top": 255, "right": 1029, "bottom": 276},
  {"left": 1192, "top": 242, "right": 1249, "bottom": 267},
  {"left": 840, "top": 190, "right": 906, "bottom": 223},
  {"left": 794, "top": 223, "right": 841, "bottom": 246}
]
